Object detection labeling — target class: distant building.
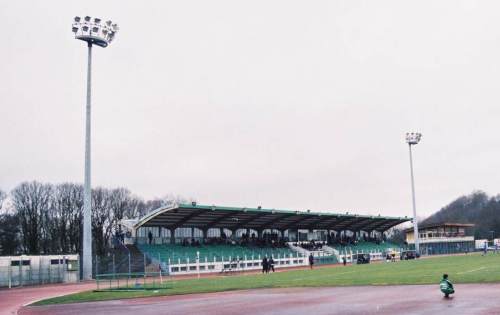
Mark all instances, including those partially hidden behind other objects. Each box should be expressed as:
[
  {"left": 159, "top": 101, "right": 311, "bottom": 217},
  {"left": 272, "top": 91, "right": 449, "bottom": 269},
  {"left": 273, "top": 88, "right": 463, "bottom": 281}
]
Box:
[{"left": 405, "top": 223, "right": 475, "bottom": 255}]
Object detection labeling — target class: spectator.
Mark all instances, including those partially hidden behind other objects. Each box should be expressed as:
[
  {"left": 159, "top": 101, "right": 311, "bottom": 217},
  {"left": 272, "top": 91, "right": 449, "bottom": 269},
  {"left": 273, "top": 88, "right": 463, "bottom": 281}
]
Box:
[
  {"left": 308, "top": 253, "right": 314, "bottom": 269},
  {"left": 148, "top": 231, "right": 153, "bottom": 245},
  {"left": 269, "top": 257, "right": 275, "bottom": 272},
  {"left": 262, "top": 257, "right": 268, "bottom": 274}
]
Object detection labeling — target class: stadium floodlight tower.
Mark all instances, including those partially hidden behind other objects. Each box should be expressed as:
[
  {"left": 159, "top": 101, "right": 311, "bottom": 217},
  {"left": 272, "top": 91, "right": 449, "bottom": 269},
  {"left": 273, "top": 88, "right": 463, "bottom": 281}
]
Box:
[
  {"left": 406, "top": 132, "right": 422, "bottom": 255},
  {"left": 72, "top": 16, "right": 119, "bottom": 280}
]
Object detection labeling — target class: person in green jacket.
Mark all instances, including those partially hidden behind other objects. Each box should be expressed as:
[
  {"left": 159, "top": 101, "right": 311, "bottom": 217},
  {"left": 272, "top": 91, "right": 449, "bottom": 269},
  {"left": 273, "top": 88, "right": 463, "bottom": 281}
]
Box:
[{"left": 440, "top": 274, "right": 455, "bottom": 298}]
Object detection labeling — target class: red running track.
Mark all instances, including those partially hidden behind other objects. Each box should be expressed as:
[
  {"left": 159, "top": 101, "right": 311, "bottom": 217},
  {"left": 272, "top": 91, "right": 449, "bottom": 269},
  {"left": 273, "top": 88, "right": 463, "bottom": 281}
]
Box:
[
  {"left": 18, "top": 283, "right": 500, "bottom": 315},
  {"left": 0, "top": 282, "right": 95, "bottom": 315},
  {"left": 0, "top": 265, "right": 324, "bottom": 315}
]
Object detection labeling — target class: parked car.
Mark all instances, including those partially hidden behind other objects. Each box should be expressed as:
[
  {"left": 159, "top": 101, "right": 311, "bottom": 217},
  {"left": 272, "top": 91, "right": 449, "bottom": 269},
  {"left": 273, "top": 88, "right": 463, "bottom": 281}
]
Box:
[
  {"left": 353, "top": 253, "right": 370, "bottom": 264},
  {"left": 400, "top": 250, "right": 420, "bottom": 260}
]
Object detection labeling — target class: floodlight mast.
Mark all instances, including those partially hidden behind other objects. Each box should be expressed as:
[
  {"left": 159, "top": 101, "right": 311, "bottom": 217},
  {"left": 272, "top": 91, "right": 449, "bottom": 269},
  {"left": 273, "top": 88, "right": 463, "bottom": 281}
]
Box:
[
  {"left": 405, "top": 132, "right": 422, "bottom": 254},
  {"left": 72, "top": 16, "right": 118, "bottom": 281}
]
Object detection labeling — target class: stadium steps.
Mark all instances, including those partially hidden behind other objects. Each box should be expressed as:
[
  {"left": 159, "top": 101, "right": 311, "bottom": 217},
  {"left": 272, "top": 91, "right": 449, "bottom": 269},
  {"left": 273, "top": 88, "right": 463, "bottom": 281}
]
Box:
[
  {"left": 126, "top": 244, "right": 148, "bottom": 272},
  {"left": 96, "top": 244, "right": 146, "bottom": 274},
  {"left": 322, "top": 245, "right": 341, "bottom": 261}
]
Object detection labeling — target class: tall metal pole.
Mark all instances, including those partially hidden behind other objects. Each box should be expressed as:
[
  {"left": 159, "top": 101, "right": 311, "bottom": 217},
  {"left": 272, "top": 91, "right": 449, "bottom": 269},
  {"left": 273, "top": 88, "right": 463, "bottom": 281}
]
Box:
[
  {"left": 82, "top": 42, "right": 93, "bottom": 280},
  {"left": 408, "top": 144, "right": 420, "bottom": 254}
]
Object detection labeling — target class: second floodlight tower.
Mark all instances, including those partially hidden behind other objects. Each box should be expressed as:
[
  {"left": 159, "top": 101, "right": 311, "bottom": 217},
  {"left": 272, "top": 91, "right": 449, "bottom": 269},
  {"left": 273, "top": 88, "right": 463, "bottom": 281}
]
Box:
[
  {"left": 72, "top": 16, "right": 119, "bottom": 280},
  {"left": 406, "top": 132, "right": 422, "bottom": 254}
]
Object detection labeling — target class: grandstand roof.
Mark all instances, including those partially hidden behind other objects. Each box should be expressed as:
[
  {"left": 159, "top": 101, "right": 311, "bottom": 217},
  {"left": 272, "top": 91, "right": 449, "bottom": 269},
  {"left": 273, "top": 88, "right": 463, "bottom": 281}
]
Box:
[{"left": 128, "top": 203, "right": 410, "bottom": 232}]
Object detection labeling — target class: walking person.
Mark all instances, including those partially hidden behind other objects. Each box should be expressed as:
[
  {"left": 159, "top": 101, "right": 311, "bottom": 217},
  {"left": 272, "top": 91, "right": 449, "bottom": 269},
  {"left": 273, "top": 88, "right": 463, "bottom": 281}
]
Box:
[
  {"left": 269, "top": 257, "right": 275, "bottom": 272},
  {"left": 308, "top": 253, "right": 314, "bottom": 270}
]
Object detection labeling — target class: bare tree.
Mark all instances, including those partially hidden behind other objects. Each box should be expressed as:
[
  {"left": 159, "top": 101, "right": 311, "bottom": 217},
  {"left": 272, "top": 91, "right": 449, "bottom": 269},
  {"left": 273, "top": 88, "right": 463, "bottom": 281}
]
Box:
[
  {"left": 126, "top": 197, "right": 148, "bottom": 219},
  {"left": 0, "top": 189, "right": 6, "bottom": 210},
  {"left": 7, "top": 180, "right": 194, "bottom": 255},
  {"left": 137, "top": 194, "right": 195, "bottom": 215},
  {"left": 91, "top": 187, "right": 113, "bottom": 256},
  {"left": 109, "top": 188, "right": 132, "bottom": 229},
  {"left": 51, "top": 183, "right": 84, "bottom": 254},
  {"left": 11, "top": 182, "right": 53, "bottom": 254},
  {"left": 0, "top": 213, "right": 19, "bottom": 255}
]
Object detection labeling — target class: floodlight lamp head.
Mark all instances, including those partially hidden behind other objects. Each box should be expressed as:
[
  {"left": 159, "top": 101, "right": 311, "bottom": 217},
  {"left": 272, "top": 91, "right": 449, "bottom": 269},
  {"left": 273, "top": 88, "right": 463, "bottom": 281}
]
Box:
[
  {"left": 405, "top": 132, "right": 422, "bottom": 145},
  {"left": 72, "top": 15, "right": 118, "bottom": 48}
]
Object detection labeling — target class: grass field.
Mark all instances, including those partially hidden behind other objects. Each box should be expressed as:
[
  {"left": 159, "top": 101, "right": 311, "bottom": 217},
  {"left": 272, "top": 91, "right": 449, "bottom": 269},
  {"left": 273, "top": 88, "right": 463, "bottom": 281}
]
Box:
[{"left": 34, "top": 253, "right": 500, "bottom": 306}]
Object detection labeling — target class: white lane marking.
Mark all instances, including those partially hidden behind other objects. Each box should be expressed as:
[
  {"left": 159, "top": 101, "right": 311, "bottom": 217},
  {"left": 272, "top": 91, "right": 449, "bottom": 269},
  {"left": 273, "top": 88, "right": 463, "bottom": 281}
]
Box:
[
  {"left": 457, "top": 266, "right": 487, "bottom": 274},
  {"left": 284, "top": 271, "right": 358, "bottom": 282}
]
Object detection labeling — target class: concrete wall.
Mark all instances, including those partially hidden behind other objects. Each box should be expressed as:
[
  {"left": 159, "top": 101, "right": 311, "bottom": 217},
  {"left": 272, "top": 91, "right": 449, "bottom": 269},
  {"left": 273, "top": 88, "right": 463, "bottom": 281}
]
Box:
[{"left": 0, "top": 254, "right": 80, "bottom": 288}]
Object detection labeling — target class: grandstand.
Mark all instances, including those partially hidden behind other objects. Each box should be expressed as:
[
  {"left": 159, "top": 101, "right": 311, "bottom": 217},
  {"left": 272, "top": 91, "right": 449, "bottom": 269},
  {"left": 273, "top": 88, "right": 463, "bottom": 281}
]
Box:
[{"left": 119, "top": 203, "right": 410, "bottom": 275}]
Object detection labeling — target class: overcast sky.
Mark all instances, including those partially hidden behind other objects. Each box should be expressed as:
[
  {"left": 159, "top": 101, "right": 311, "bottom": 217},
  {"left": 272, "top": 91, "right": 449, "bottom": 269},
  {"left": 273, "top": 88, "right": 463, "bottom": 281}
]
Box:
[{"left": 1, "top": 0, "right": 500, "bottom": 218}]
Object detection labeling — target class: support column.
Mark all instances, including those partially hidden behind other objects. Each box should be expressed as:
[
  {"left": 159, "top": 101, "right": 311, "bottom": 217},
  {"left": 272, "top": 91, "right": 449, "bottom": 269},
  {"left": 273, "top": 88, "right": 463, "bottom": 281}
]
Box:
[
  {"left": 201, "top": 228, "right": 208, "bottom": 244},
  {"left": 170, "top": 228, "right": 175, "bottom": 244},
  {"left": 82, "top": 42, "right": 93, "bottom": 281}
]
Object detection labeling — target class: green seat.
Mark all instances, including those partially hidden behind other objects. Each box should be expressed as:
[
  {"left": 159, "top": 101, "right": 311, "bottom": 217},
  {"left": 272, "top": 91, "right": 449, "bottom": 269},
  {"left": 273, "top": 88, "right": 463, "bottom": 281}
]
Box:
[{"left": 137, "top": 243, "right": 296, "bottom": 265}]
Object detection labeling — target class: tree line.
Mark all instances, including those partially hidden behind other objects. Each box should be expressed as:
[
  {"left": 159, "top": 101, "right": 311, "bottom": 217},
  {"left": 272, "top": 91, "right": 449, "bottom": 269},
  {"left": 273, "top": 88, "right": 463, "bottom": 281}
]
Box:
[
  {"left": 0, "top": 181, "right": 191, "bottom": 256},
  {"left": 421, "top": 191, "right": 500, "bottom": 239},
  {"left": 388, "top": 191, "right": 500, "bottom": 244}
]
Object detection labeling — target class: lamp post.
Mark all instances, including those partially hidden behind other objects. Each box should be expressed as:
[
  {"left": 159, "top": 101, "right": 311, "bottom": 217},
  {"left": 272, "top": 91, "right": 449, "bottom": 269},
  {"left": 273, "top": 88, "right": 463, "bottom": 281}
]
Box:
[
  {"left": 406, "top": 132, "right": 422, "bottom": 254},
  {"left": 72, "top": 16, "right": 119, "bottom": 280}
]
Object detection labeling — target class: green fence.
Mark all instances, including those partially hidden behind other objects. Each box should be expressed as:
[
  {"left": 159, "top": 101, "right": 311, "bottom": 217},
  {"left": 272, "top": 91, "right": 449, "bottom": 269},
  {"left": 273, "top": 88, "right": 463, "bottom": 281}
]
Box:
[{"left": 95, "top": 272, "right": 168, "bottom": 291}]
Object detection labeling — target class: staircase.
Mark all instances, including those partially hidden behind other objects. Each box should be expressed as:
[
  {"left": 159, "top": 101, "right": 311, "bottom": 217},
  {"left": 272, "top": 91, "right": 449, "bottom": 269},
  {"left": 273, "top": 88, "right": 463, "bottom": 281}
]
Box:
[
  {"left": 287, "top": 242, "right": 309, "bottom": 256},
  {"left": 322, "top": 244, "right": 341, "bottom": 262},
  {"left": 125, "top": 244, "right": 149, "bottom": 272}
]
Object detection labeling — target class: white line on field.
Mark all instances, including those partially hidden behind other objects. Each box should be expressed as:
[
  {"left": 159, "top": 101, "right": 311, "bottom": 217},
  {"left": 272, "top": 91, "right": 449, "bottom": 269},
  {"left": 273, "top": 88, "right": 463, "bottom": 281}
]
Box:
[
  {"left": 285, "top": 271, "right": 357, "bottom": 282},
  {"left": 457, "top": 266, "right": 487, "bottom": 274}
]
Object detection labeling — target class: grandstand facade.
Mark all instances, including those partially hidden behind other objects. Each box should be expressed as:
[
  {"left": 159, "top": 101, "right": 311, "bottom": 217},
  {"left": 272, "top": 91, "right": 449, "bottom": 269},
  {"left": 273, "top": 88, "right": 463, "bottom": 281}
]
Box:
[
  {"left": 405, "top": 223, "right": 475, "bottom": 255},
  {"left": 119, "top": 203, "right": 410, "bottom": 275}
]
